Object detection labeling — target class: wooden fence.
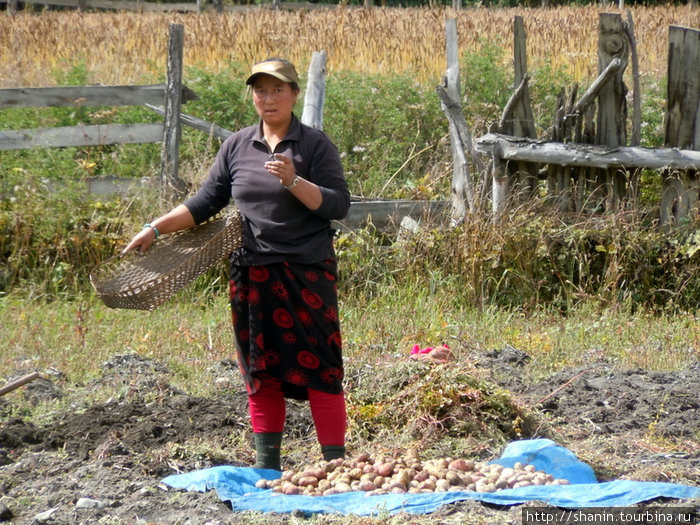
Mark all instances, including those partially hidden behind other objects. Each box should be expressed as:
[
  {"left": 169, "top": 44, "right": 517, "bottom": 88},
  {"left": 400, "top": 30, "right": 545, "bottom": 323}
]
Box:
[
  {"left": 440, "top": 14, "right": 700, "bottom": 227},
  {"left": 11, "top": 13, "right": 694, "bottom": 232},
  {"left": 1, "top": 38, "right": 442, "bottom": 231},
  {"left": 0, "top": 23, "right": 192, "bottom": 197}
]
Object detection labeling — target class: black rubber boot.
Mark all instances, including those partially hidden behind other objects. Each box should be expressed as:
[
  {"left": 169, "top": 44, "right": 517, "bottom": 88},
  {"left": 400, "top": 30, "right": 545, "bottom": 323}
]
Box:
[
  {"left": 253, "top": 432, "right": 282, "bottom": 471},
  {"left": 321, "top": 445, "right": 346, "bottom": 461}
]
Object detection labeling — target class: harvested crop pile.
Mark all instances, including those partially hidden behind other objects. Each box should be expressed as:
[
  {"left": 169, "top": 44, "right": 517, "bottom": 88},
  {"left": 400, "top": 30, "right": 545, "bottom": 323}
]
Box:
[
  {"left": 346, "top": 358, "right": 542, "bottom": 450},
  {"left": 256, "top": 450, "right": 570, "bottom": 496}
]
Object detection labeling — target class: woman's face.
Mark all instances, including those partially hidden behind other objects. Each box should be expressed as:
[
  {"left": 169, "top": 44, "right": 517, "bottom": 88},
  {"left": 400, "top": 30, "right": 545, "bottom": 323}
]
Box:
[{"left": 252, "top": 75, "right": 299, "bottom": 128}]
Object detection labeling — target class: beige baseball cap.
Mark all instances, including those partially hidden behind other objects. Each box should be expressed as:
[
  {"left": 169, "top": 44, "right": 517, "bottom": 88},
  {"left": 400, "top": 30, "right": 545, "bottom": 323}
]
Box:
[{"left": 245, "top": 59, "right": 299, "bottom": 85}]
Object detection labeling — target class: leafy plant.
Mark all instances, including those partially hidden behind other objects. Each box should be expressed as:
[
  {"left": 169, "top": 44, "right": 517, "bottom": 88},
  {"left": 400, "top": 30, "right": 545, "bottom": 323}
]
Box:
[{"left": 325, "top": 71, "right": 448, "bottom": 198}]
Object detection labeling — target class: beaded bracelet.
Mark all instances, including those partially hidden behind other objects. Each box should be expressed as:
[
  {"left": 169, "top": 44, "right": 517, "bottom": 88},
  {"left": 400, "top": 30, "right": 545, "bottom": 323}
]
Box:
[{"left": 143, "top": 223, "right": 160, "bottom": 238}]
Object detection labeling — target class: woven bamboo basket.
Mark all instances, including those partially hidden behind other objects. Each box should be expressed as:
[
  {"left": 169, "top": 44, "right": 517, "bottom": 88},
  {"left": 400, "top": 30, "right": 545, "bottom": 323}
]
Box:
[{"left": 91, "top": 209, "right": 243, "bottom": 310}]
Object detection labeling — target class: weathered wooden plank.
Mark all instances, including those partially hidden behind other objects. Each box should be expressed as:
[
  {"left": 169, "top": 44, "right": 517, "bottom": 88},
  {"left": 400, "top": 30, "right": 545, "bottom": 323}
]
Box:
[
  {"left": 0, "top": 372, "right": 41, "bottom": 398},
  {"left": 475, "top": 133, "right": 700, "bottom": 171},
  {"left": 146, "top": 104, "right": 233, "bottom": 141},
  {"left": 624, "top": 10, "right": 641, "bottom": 148},
  {"left": 439, "top": 17, "right": 475, "bottom": 222},
  {"left": 301, "top": 51, "right": 327, "bottom": 131},
  {"left": 0, "top": 123, "right": 163, "bottom": 150},
  {"left": 509, "top": 15, "right": 538, "bottom": 201},
  {"left": 660, "top": 25, "right": 700, "bottom": 227},
  {"left": 0, "top": 85, "right": 197, "bottom": 109},
  {"left": 160, "top": 24, "right": 186, "bottom": 198},
  {"left": 597, "top": 13, "right": 628, "bottom": 148},
  {"left": 333, "top": 200, "right": 450, "bottom": 231},
  {"left": 664, "top": 25, "right": 700, "bottom": 150},
  {"left": 597, "top": 13, "right": 629, "bottom": 212},
  {"left": 571, "top": 58, "right": 622, "bottom": 115}
]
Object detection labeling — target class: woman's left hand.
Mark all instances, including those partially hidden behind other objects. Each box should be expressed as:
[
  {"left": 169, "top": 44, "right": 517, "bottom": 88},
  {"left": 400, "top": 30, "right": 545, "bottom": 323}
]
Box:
[{"left": 265, "top": 153, "right": 297, "bottom": 187}]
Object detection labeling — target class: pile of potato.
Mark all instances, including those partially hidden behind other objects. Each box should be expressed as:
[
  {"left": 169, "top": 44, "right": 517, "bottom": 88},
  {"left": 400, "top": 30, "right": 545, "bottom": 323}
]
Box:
[{"left": 255, "top": 450, "right": 570, "bottom": 496}]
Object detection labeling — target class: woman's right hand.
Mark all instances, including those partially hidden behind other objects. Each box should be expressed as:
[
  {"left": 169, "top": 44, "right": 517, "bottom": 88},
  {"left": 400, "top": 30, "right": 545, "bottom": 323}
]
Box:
[
  {"left": 121, "top": 205, "right": 197, "bottom": 256},
  {"left": 122, "top": 227, "right": 158, "bottom": 255}
]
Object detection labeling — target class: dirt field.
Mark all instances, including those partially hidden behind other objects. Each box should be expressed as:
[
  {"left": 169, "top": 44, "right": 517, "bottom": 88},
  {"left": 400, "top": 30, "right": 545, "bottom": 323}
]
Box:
[{"left": 1, "top": 349, "right": 698, "bottom": 524}]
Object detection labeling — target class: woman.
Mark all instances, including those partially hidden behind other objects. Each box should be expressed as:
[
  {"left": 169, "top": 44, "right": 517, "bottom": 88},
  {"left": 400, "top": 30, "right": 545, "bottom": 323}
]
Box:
[{"left": 124, "top": 58, "right": 351, "bottom": 470}]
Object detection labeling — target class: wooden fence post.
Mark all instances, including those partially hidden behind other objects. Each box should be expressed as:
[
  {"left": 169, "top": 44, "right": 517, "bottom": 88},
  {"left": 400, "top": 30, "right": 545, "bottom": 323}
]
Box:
[
  {"left": 596, "top": 12, "right": 629, "bottom": 213},
  {"left": 660, "top": 25, "right": 700, "bottom": 227},
  {"left": 492, "top": 146, "right": 508, "bottom": 219},
  {"left": 439, "top": 17, "right": 475, "bottom": 224},
  {"left": 160, "top": 23, "right": 187, "bottom": 199},
  {"left": 508, "top": 16, "right": 538, "bottom": 202},
  {"left": 301, "top": 51, "right": 327, "bottom": 131}
]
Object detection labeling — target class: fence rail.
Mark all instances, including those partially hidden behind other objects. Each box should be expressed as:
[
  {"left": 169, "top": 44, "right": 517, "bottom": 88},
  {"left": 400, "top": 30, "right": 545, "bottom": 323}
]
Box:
[
  {"left": 475, "top": 134, "right": 700, "bottom": 172},
  {"left": 0, "top": 123, "right": 164, "bottom": 150},
  {"left": 0, "top": 85, "right": 197, "bottom": 108}
]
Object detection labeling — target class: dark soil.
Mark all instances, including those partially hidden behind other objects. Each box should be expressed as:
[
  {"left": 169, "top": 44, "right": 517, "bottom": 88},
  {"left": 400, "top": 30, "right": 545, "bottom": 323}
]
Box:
[{"left": 0, "top": 350, "right": 698, "bottom": 524}]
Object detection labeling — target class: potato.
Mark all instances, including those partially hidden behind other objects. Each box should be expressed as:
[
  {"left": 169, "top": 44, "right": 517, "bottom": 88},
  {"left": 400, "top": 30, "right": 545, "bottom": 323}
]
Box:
[
  {"left": 419, "top": 479, "right": 436, "bottom": 491},
  {"left": 494, "top": 479, "right": 509, "bottom": 490},
  {"left": 349, "top": 467, "right": 363, "bottom": 480},
  {"left": 290, "top": 472, "right": 303, "bottom": 485},
  {"left": 303, "top": 467, "right": 327, "bottom": 480},
  {"left": 255, "top": 479, "right": 269, "bottom": 489},
  {"left": 424, "top": 465, "right": 444, "bottom": 479},
  {"left": 358, "top": 480, "right": 377, "bottom": 491},
  {"left": 360, "top": 472, "right": 376, "bottom": 484},
  {"left": 298, "top": 476, "right": 318, "bottom": 487},
  {"left": 394, "top": 469, "right": 411, "bottom": 487},
  {"left": 448, "top": 459, "right": 468, "bottom": 471},
  {"left": 436, "top": 479, "right": 451, "bottom": 491},
  {"left": 445, "top": 470, "right": 461, "bottom": 486},
  {"left": 282, "top": 482, "right": 300, "bottom": 495},
  {"left": 280, "top": 470, "right": 294, "bottom": 482},
  {"left": 413, "top": 470, "right": 429, "bottom": 483},
  {"left": 375, "top": 462, "right": 394, "bottom": 477},
  {"left": 406, "top": 448, "right": 420, "bottom": 460}
]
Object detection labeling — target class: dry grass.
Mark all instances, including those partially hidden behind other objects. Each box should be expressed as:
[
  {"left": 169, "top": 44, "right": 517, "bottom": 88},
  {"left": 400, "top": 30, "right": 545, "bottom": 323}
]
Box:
[{"left": 1, "top": 6, "right": 698, "bottom": 88}]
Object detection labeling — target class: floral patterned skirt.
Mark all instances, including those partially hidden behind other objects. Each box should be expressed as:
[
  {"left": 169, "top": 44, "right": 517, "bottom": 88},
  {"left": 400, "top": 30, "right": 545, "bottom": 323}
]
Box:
[{"left": 229, "top": 259, "right": 344, "bottom": 400}]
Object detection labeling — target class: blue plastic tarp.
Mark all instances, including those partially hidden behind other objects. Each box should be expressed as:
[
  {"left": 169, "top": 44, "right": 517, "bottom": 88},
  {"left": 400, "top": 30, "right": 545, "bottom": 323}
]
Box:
[{"left": 162, "top": 439, "right": 700, "bottom": 516}]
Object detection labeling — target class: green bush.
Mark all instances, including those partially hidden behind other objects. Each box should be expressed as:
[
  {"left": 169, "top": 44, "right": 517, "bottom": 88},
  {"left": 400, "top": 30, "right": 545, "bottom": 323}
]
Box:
[
  {"left": 324, "top": 71, "right": 449, "bottom": 199},
  {"left": 369, "top": 207, "right": 700, "bottom": 313},
  {"left": 0, "top": 171, "right": 154, "bottom": 297}
]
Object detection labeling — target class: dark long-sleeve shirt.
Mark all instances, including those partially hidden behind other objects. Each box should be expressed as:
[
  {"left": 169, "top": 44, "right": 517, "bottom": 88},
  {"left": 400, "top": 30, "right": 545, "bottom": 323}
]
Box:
[{"left": 183, "top": 114, "right": 350, "bottom": 266}]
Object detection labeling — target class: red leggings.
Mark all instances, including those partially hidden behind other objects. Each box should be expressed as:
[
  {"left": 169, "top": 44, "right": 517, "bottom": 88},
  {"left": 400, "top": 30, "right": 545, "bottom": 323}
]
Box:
[{"left": 248, "top": 376, "right": 346, "bottom": 446}]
